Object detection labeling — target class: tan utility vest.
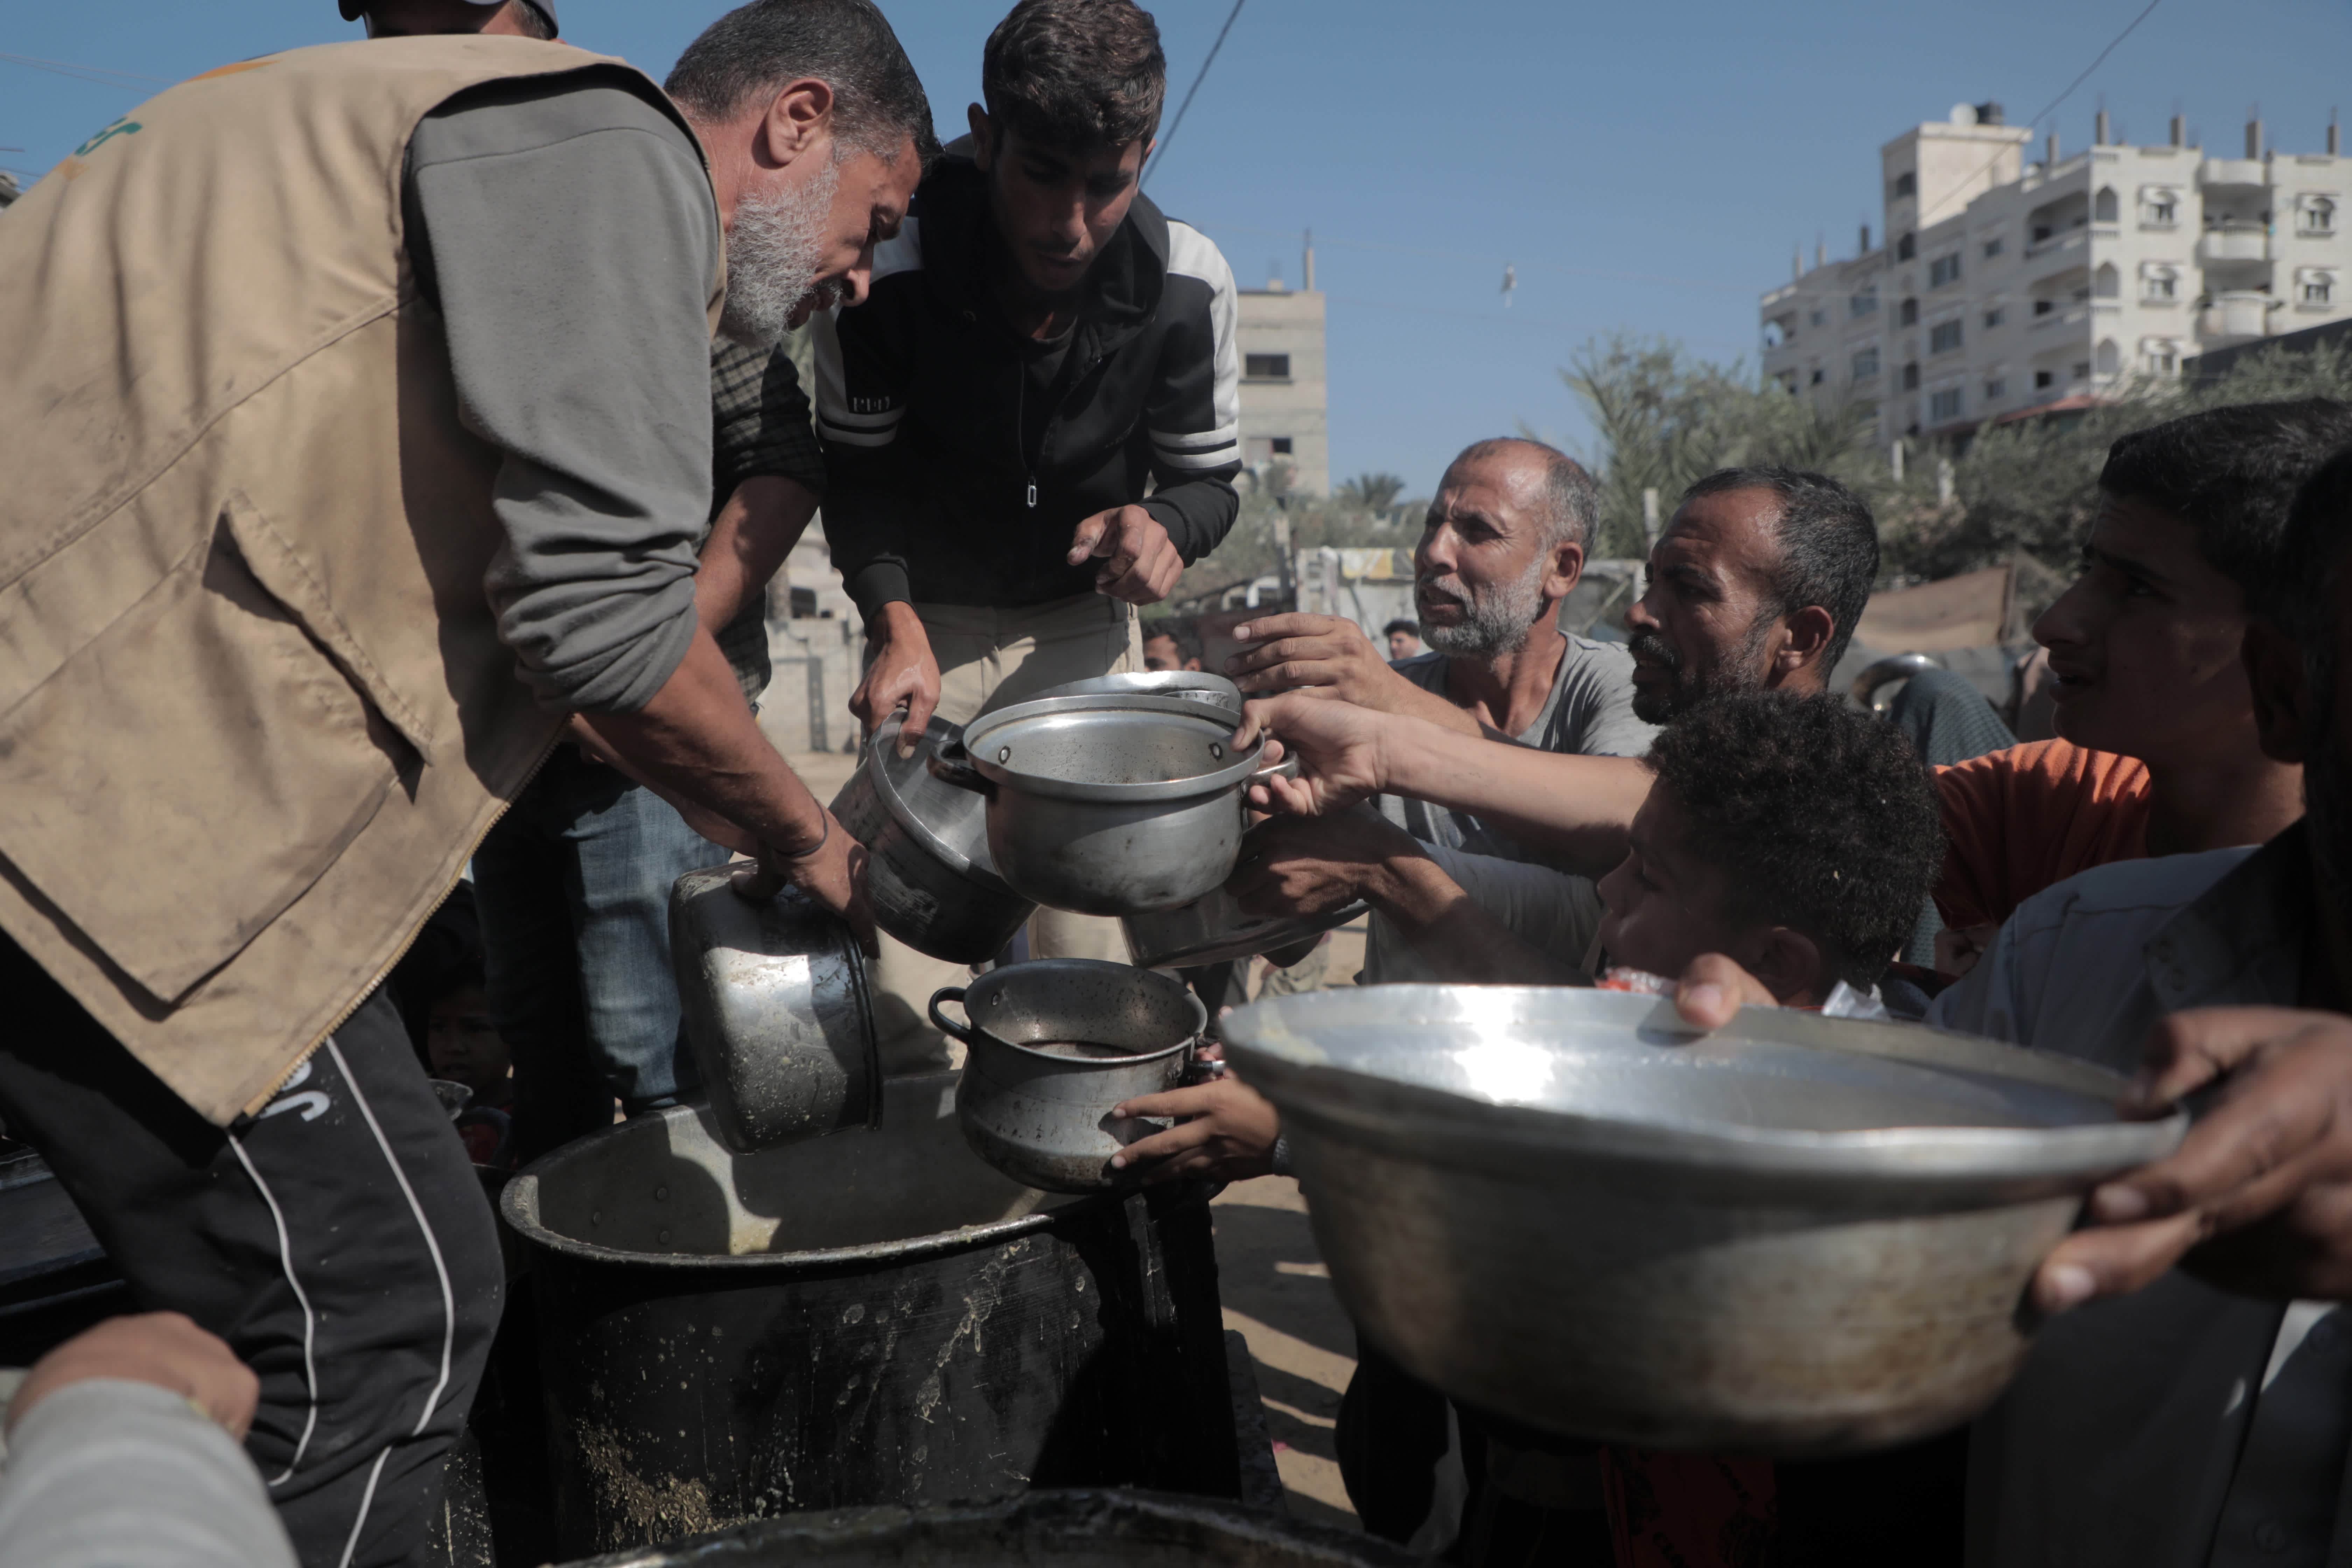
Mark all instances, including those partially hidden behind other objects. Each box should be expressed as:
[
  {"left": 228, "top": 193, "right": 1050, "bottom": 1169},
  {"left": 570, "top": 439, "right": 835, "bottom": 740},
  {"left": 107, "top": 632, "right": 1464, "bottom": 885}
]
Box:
[{"left": 0, "top": 37, "right": 724, "bottom": 1125}]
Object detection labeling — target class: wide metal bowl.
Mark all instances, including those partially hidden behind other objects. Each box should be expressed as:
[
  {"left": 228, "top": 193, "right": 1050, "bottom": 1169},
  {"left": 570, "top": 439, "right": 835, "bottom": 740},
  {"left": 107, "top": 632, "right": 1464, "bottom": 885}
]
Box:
[{"left": 1220, "top": 986, "right": 2186, "bottom": 1455}]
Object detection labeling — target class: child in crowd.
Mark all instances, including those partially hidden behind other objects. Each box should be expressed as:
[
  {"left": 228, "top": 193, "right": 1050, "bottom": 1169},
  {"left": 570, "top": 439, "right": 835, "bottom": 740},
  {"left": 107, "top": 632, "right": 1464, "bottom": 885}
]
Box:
[{"left": 426, "top": 957, "right": 517, "bottom": 1168}]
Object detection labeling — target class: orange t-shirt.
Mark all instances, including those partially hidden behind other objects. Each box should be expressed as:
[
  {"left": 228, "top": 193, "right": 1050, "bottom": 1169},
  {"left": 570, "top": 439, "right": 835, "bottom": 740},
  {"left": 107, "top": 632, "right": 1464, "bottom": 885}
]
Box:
[{"left": 1932, "top": 739, "right": 2154, "bottom": 931}]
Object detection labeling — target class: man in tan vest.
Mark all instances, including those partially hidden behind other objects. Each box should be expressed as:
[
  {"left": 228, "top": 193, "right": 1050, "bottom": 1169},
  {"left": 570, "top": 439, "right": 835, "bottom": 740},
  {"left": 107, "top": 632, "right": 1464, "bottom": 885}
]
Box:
[{"left": 0, "top": 5, "right": 926, "bottom": 1562}]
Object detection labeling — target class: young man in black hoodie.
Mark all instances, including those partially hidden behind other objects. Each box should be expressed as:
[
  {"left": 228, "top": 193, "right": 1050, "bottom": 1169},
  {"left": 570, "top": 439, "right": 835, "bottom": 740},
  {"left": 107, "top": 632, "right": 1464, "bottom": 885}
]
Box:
[{"left": 813, "top": 0, "right": 1241, "bottom": 1046}]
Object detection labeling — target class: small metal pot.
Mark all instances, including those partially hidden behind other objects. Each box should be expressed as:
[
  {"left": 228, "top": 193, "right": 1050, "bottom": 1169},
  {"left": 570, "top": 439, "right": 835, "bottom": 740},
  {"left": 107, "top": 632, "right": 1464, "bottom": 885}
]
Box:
[
  {"left": 933, "top": 959, "right": 1206, "bottom": 1192},
  {"left": 832, "top": 713, "right": 1037, "bottom": 963},
  {"left": 930, "top": 693, "right": 1284, "bottom": 916},
  {"left": 669, "top": 864, "right": 882, "bottom": 1154}
]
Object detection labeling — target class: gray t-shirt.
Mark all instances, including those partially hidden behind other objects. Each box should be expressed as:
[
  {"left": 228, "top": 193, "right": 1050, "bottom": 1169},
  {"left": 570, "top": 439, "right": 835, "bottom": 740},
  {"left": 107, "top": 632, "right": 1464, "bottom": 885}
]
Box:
[
  {"left": 1376, "top": 635, "right": 1657, "bottom": 861},
  {"left": 405, "top": 77, "right": 719, "bottom": 715}
]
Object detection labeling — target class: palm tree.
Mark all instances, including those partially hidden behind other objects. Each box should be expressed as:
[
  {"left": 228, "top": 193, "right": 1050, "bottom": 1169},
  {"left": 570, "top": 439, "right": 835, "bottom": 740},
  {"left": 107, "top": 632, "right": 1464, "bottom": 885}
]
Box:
[{"left": 1337, "top": 471, "right": 1407, "bottom": 512}]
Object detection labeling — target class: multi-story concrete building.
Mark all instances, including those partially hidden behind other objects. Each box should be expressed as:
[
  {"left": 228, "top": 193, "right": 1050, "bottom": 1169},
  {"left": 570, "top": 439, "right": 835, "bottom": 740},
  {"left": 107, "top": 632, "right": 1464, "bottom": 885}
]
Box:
[
  {"left": 1762, "top": 104, "right": 2352, "bottom": 445},
  {"left": 1234, "top": 241, "right": 1330, "bottom": 495}
]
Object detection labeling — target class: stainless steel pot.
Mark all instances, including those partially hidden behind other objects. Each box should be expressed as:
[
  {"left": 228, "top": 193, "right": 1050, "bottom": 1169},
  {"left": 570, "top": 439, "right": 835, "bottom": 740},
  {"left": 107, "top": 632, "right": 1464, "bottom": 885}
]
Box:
[
  {"left": 669, "top": 864, "right": 882, "bottom": 1154},
  {"left": 832, "top": 713, "right": 1036, "bottom": 963},
  {"left": 1221, "top": 985, "right": 2188, "bottom": 1455},
  {"left": 1123, "top": 882, "right": 1367, "bottom": 969},
  {"left": 933, "top": 958, "right": 1207, "bottom": 1192},
  {"left": 929, "top": 693, "right": 1282, "bottom": 916},
  {"left": 1024, "top": 670, "right": 1242, "bottom": 712}
]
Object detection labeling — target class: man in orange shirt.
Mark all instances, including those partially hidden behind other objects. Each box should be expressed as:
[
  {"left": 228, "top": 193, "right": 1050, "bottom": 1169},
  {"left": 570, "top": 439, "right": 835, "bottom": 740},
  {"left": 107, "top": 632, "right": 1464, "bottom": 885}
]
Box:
[{"left": 1933, "top": 399, "right": 2350, "bottom": 969}]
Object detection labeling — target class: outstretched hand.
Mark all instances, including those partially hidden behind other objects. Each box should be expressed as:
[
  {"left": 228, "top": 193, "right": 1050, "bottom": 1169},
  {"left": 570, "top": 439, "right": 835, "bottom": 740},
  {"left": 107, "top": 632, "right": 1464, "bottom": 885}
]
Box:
[
  {"left": 1070, "top": 505, "right": 1183, "bottom": 604},
  {"left": 2034, "top": 1006, "right": 2352, "bottom": 1311},
  {"left": 1108, "top": 1074, "right": 1282, "bottom": 1184},
  {"left": 1234, "top": 691, "right": 1390, "bottom": 816}
]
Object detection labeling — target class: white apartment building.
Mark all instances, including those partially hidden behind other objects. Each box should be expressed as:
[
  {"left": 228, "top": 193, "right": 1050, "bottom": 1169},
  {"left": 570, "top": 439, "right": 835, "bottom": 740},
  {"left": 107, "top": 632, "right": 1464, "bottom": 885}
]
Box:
[
  {"left": 1762, "top": 104, "right": 2352, "bottom": 445},
  {"left": 1234, "top": 241, "right": 1330, "bottom": 496}
]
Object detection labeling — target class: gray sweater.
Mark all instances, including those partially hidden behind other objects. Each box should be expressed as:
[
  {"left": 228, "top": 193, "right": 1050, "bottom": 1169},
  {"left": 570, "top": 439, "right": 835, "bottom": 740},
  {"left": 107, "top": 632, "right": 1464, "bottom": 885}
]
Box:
[
  {"left": 405, "top": 77, "right": 719, "bottom": 714},
  {"left": 0, "top": 1380, "right": 297, "bottom": 1568}
]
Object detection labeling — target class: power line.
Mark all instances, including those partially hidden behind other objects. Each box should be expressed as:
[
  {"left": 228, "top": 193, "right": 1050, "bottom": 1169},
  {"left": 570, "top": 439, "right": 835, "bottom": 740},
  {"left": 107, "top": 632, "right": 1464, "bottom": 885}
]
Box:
[
  {"left": 1144, "top": 0, "right": 1245, "bottom": 188},
  {"left": 1917, "top": 0, "right": 2165, "bottom": 226},
  {"left": 0, "top": 50, "right": 172, "bottom": 91}
]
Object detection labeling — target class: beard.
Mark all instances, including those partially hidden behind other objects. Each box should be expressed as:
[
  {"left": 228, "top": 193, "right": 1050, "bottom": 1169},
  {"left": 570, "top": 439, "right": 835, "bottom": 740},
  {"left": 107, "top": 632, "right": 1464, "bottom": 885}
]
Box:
[
  {"left": 1628, "top": 611, "right": 1778, "bottom": 724},
  {"left": 1418, "top": 555, "right": 1547, "bottom": 659},
  {"left": 717, "top": 158, "right": 842, "bottom": 349}
]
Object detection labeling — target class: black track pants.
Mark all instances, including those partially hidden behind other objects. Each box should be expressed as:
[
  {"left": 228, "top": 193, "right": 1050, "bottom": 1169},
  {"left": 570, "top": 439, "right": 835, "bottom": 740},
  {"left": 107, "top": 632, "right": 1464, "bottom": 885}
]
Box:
[{"left": 0, "top": 933, "right": 503, "bottom": 1568}]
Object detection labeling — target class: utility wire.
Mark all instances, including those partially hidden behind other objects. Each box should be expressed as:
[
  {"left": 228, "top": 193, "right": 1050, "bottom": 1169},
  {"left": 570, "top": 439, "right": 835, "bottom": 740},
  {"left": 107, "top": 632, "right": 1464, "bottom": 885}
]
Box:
[
  {"left": 1143, "top": 0, "right": 1246, "bottom": 188},
  {"left": 1917, "top": 0, "right": 2165, "bottom": 225},
  {"left": 0, "top": 50, "right": 172, "bottom": 90}
]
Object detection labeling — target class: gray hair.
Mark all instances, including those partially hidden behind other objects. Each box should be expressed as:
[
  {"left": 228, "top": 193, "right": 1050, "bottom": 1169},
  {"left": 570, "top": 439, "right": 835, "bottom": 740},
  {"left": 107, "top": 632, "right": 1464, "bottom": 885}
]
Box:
[
  {"left": 1447, "top": 437, "right": 1598, "bottom": 554},
  {"left": 665, "top": 0, "right": 939, "bottom": 165}
]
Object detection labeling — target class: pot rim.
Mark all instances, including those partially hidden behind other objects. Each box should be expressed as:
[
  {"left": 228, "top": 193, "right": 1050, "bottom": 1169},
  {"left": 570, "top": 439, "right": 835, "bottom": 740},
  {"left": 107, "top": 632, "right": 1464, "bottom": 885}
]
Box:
[
  {"left": 962, "top": 693, "right": 1269, "bottom": 804},
  {"left": 497, "top": 1104, "right": 1109, "bottom": 1272},
  {"left": 1221, "top": 987, "right": 2186, "bottom": 1188},
  {"left": 946, "top": 957, "right": 1206, "bottom": 1066}
]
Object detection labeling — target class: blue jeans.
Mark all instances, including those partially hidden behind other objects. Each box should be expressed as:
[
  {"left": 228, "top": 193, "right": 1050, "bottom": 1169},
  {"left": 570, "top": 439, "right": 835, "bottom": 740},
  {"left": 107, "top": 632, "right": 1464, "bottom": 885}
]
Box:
[{"left": 472, "top": 746, "right": 724, "bottom": 1160}]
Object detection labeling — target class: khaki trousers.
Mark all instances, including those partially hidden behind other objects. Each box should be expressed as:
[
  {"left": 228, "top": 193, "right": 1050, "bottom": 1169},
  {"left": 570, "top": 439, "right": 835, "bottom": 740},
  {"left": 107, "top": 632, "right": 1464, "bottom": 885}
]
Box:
[{"left": 860, "top": 592, "right": 1143, "bottom": 1074}]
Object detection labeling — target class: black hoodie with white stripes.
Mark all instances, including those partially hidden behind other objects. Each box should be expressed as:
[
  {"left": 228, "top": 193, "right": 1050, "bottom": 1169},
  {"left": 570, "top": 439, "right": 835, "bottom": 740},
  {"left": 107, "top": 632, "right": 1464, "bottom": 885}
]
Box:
[{"left": 811, "top": 153, "right": 1242, "bottom": 621}]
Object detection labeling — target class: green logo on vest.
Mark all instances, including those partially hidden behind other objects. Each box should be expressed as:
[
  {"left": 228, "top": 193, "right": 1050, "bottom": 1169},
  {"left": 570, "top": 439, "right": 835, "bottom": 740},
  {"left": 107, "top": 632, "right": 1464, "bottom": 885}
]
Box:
[{"left": 72, "top": 118, "right": 142, "bottom": 158}]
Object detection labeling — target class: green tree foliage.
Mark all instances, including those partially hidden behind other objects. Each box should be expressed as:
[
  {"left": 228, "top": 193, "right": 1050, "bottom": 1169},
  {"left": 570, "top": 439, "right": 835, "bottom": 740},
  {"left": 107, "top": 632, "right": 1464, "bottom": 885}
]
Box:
[
  {"left": 1560, "top": 332, "right": 2352, "bottom": 586},
  {"left": 1336, "top": 471, "right": 1408, "bottom": 512}
]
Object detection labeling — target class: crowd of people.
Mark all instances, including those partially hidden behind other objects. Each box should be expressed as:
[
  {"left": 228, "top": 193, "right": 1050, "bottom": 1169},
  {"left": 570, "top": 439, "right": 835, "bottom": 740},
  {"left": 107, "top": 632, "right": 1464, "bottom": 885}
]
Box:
[{"left": 3, "top": 0, "right": 2352, "bottom": 1565}]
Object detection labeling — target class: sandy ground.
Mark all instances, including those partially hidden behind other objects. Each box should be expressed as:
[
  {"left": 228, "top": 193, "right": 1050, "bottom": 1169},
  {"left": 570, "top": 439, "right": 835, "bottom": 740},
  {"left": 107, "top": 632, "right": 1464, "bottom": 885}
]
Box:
[{"left": 780, "top": 748, "right": 1370, "bottom": 1530}]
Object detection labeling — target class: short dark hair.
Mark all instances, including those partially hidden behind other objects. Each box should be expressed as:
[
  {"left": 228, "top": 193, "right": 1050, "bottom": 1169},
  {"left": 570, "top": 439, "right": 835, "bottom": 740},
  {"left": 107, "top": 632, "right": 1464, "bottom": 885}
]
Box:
[
  {"left": 2278, "top": 446, "right": 2352, "bottom": 644},
  {"left": 2100, "top": 399, "right": 2352, "bottom": 609},
  {"left": 1451, "top": 437, "right": 1599, "bottom": 554},
  {"left": 981, "top": 0, "right": 1166, "bottom": 153},
  {"left": 1680, "top": 467, "right": 1879, "bottom": 673},
  {"left": 1144, "top": 616, "right": 1201, "bottom": 663},
  {"left": 1382, "top": 618, "right": 1420, "bottom": 640},
  {"left": 1644, "top": 691, "right": 1942, "bottom": 989},
  {"left": 666, "top": 0, "right": 938, "bottom": 164}
]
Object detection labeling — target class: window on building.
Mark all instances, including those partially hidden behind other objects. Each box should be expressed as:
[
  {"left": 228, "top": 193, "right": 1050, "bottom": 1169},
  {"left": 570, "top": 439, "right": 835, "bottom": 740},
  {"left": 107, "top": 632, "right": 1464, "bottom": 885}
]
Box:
[
  {"left": 1810, "top": 368, "right": 1825, "bottom": 384},
  {"left": 1899, "top": 297, "right": 1919, "bottom": 326},
  {"left": 2302, "top": 196, "right": 2337, "bottom": 235},
  {"left": 1929, "top": 253, "right": 1962, "bottom": 288},
  {"left": 2142, "top": 264, "right": 2179, "bottom": 301},
  {"left": 2031, "top": 224, "right": 2053, "bottom": 245},
  {"left": 1243, "top": 354, "right": 1291, "bottom": 380},
  {"left": 1896, "top": 232, "right": 1917, "bottom": 260},
  {"left": 1902, "top": 362, "right": 1920, "bottom": 390},
  {"left": 1983, "top": 235, "right": 2005, "bottom": 259},
  {"left": 2035, "top": 369, "right": 2055, "bottom": 389},
  {"left": 1852, "top": 346, "right": 1880, "bottom": 378},
  {"left": 1270, "top": 437, "right": 1294, "bottom": 455},
  {"left": 1984, "top": 307, "right": 2005, "bottom": 329},
  {"left": 2094, "top": 263, "right": 2120, "bottom": 298},
  {"left": 2302, "top": 269, "right": 2336, "bottom": 304},
  {"left": 2141, "top": 187, "right": 2180, "bottom": 226},
  {"left": 1809, "top": 309, "right": 1826, "bottom": 327},
  {"left": 1851, "top": 290, "right": 1878, "bottom": 316},
  {"left": 2142, "top": 338, "right": 2180, "bottom": 375},
  {"left": 2034, "top": 298, "right": 2055, "bottom": 316},
  {"left": 1984, "top": 377, "right": 2007, "bottom": 400},
  {"left": 1893, "top": 171, "right": 1917, "bottom": 199},
  {"left": 1930, "top": 320, "right": 1963, "bottom": 354},
  {"left": 2095, "top": 340, "right": 2120, "bottom": 376},
  {"left": 2073, "top": 361, "right": 2092, "bottom": 381},
  {"left": 2094, "top": 187, "right": 2119, "bottom": 223},
  {"left": 1929, "top": 388, "right": 1964, "bottom": 422}
]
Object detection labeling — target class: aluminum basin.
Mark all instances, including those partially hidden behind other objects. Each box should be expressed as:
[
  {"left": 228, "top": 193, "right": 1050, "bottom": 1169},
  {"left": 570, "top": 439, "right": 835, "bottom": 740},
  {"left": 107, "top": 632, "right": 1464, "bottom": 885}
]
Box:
[{"left": 1220, "top": 986, "right": 2186, "bottom": 1455}]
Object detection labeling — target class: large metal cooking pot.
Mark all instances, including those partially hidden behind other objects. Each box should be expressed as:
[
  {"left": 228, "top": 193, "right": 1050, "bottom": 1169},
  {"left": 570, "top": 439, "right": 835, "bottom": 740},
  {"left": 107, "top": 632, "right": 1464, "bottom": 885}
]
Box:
[
  {"left": 556, "top": 1488, "right": 1418, "bottom": 1568},
  {"left": 499, "top": 1081, "right": 1244, "bottom": 1559},
  {"left": 1024, "top": 670, "right": 1242, "bottom": 711},
  {"left": 1221, "top": 986, "right": 2187, "bottom": 1455},
  {"left": 831, "top": 713, "right": 1036, "bottom": 963},
  {"left": 668, "top": 866, "right": 881, "bottom": 1154},
  {"left": 934, "top": 959, "right": 1206, "bottom": 1192},
  {"left": 928, "top": 693, "right": 1282, "bottom": 915},
  {"left": 1123, "top": 882, "right": 1368, "bottom": 970}
]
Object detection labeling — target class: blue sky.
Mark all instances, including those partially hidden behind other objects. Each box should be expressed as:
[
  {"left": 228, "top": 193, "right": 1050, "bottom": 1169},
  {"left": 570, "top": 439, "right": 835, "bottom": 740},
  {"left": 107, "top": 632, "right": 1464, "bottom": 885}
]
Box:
[{"left": 8, "top": 0, "right": 2351, "bottom": 496}]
